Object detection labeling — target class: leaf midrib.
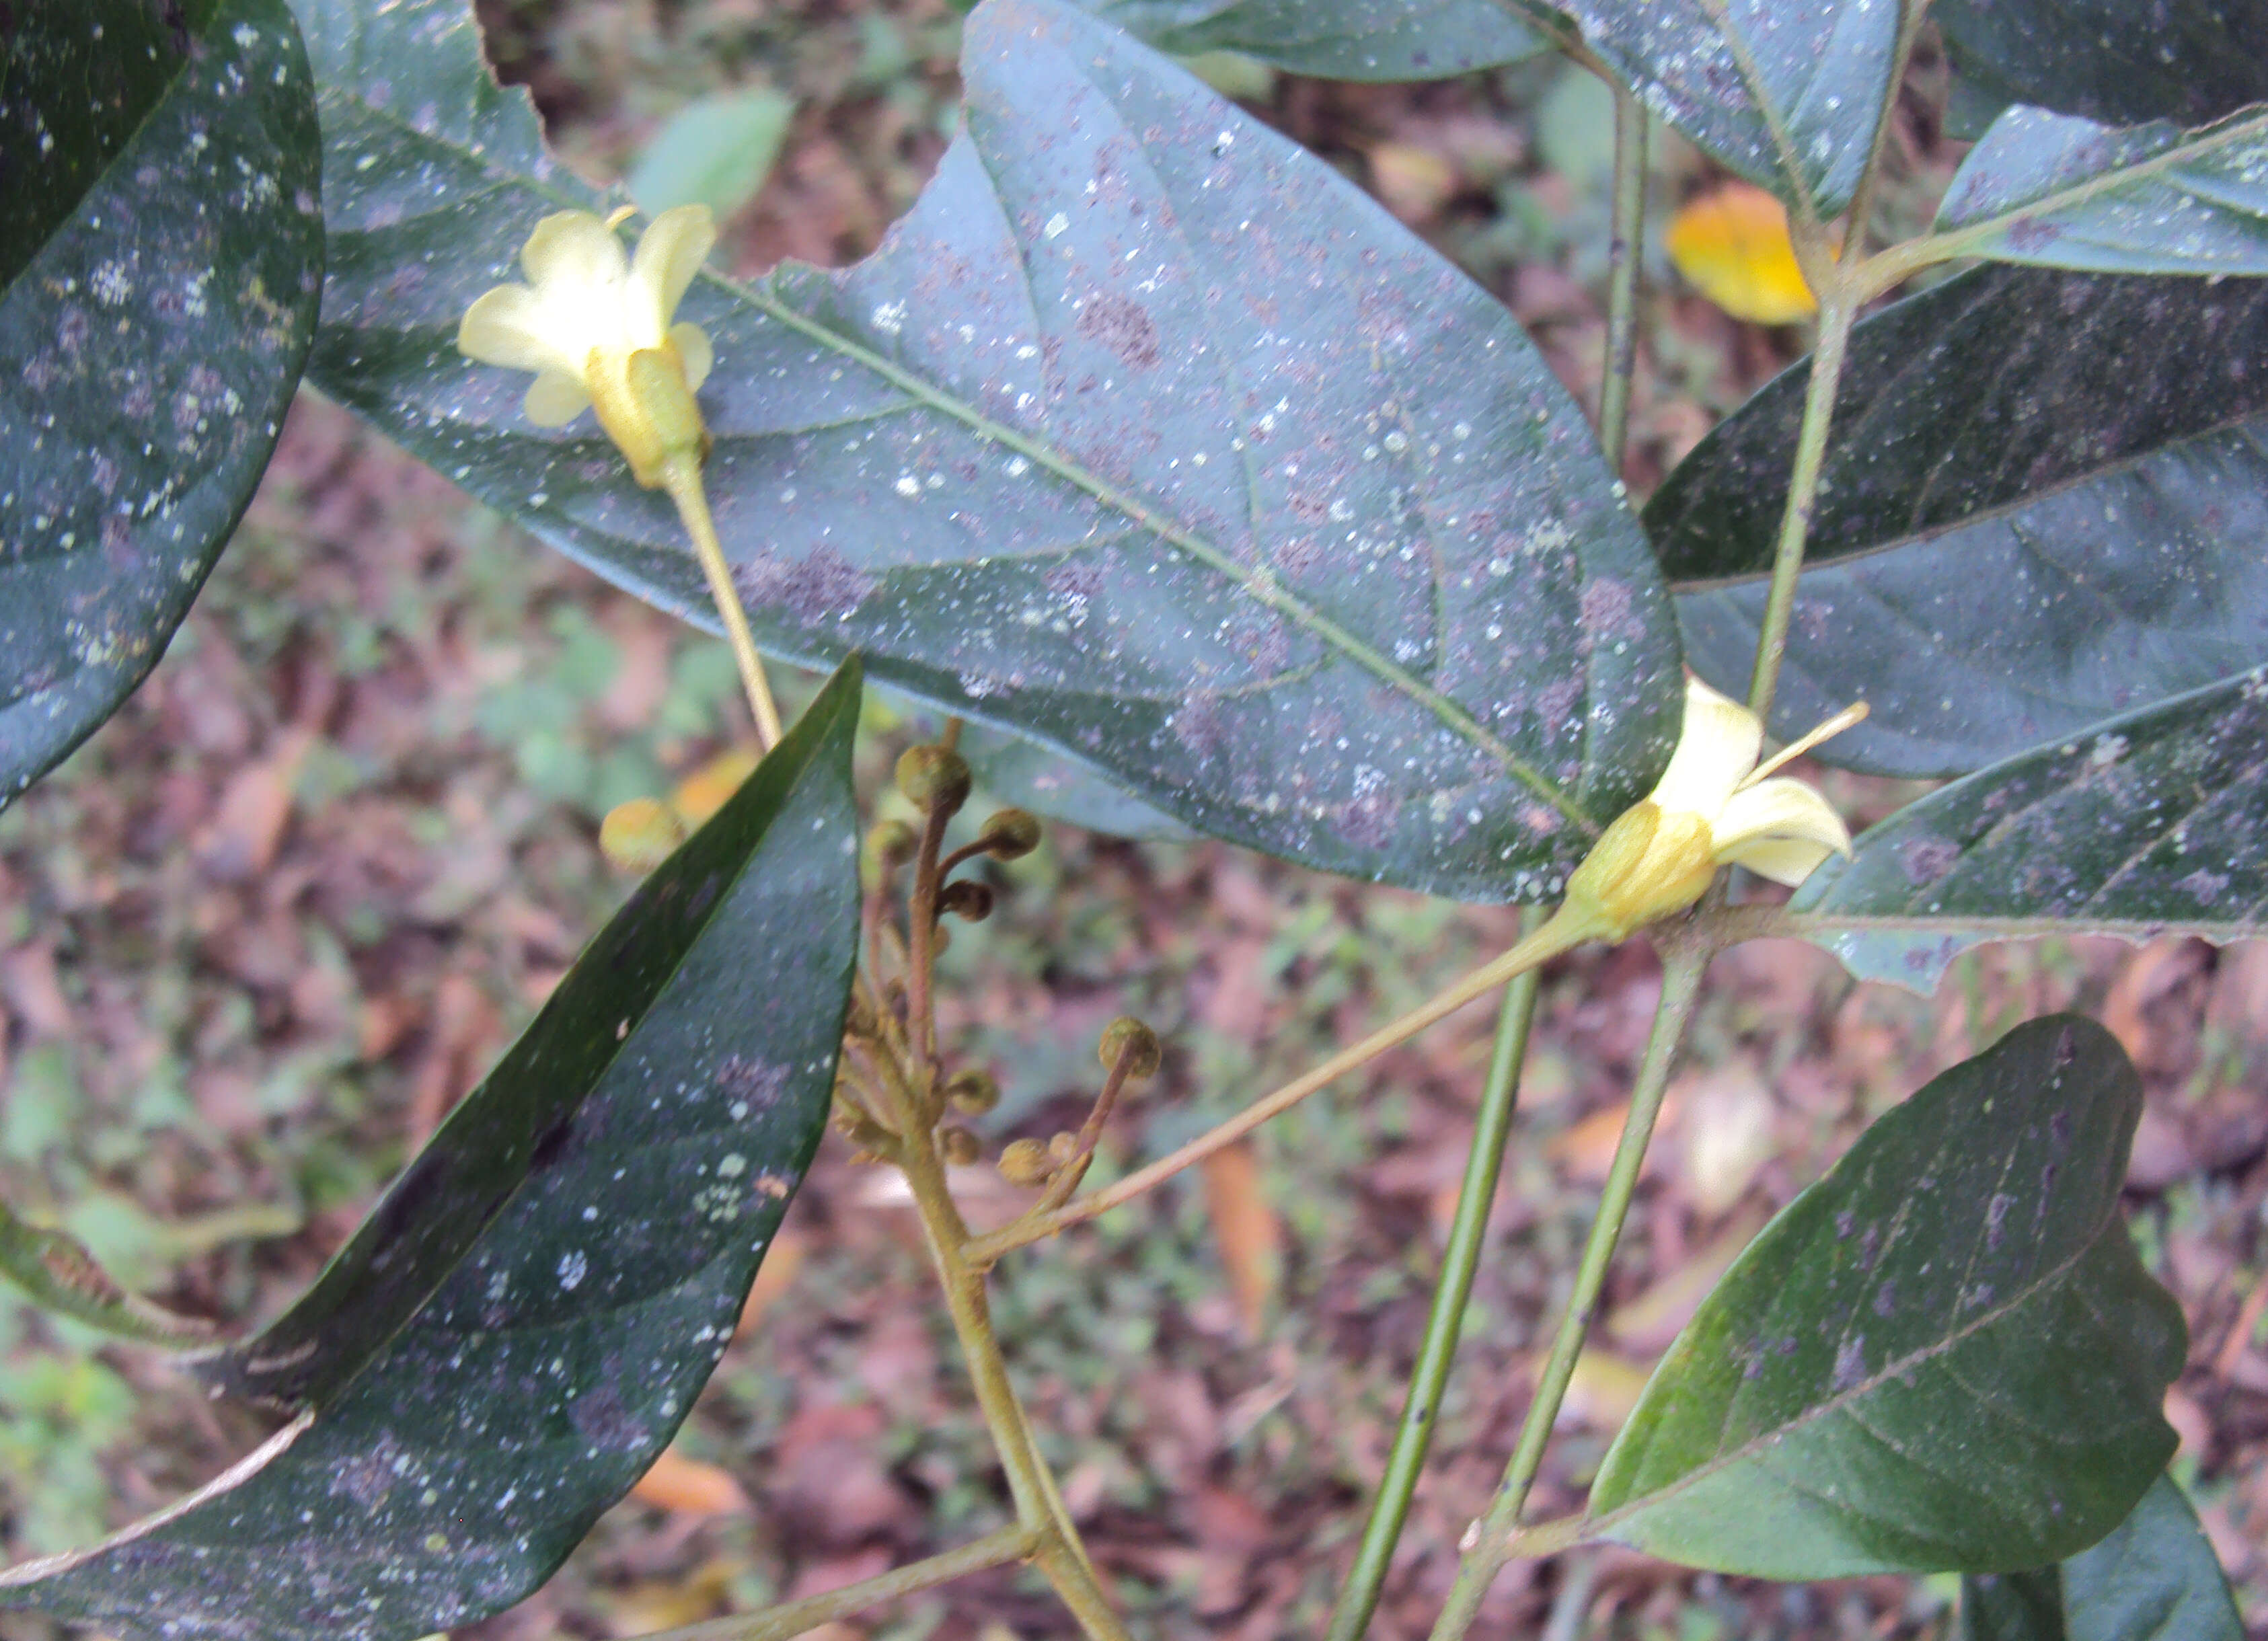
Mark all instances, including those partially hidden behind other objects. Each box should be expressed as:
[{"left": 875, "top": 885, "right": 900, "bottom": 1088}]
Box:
[
  {"left": 324, "top": 84, "right": 1600, "bottom": 832},
  {"left": 1669, "top": 408, "right": 2268, "bottom": 592},
  {"left": 1585, "top": 1213, "right": 2117, "bottom": 1539}
]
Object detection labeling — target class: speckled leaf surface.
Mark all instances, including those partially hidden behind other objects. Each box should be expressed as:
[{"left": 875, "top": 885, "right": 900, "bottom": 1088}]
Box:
[
  {"left": 1497, "top": 0, "right": 1899, "bottom": 217},
  {"left": 1586, "top": 1016, "right": 2184, "bottom": 1578},
  {"left": 1792, "top": 669, "right": 2268, "bottom": 991},
  {"left": 1938, "top": 106, "right": 2268, "bottom": 275},
  {"left": 1960, "top": 1475, "right": 2244, "bottom": 1641},
  {"left": 300, "top": 0, "right": 1683, "bottom": 903},
  {"left": 1075, "top": 0, "right": 1541, "bottom": 79},
  {"left": 0, "top": 0, "right": 321, "bottom": 807},
  {"left": 1655, "top": 266, "right": 2268, "bottom": 778},
  {"left": 1935, "top": 0, "right": 2268, "bottom": 132},
  {"left": 0, "top": 663, "right": 863, "bottom": 1641}
]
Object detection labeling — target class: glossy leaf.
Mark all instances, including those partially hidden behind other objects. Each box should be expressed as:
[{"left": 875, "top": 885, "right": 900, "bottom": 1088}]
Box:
[
  {"left": 1077, "top": 0, "right": 1542, "bottom": 79},
  {"left": 1655, "top": 265, "right": 2268, "bottom": 777},
  {"left": 1499, "top": 0, "right": 1899, "bottom": 217},
  {"left": 303, "top": 0, "right": 1683, "bottom": 901},
  {"left": 0, "top": 663, "right": 864, "bottom": 1641},
  {"left": 1587, "top": 1016, "right": 2185, "bottom": 1578},
  {"left": 1938, "top": 106, "right": 2268, "bottom": 276},
  {"left": 0, "top": 0, "right": 322, "bottom": 806},
  {"left": 1961, "top": 1474, "right": 2244, "bottom": 1641},
  {"left": 1794, "top": 669, "right": 2268, "bottom": 991},
  {"left": 1934, "top": 0, "right": 2268, "bottom": 132}
]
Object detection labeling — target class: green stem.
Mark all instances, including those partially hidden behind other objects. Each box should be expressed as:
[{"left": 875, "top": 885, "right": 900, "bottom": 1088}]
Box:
[
  {"left": 1838, "top": 0, "right": 1927, "bottom": 262},
  {"left": 646, "top": 1523, "right": 1038, "bottom": 1641},
  {"left": 1741, "top": 291, "right": 1856, "bottom": 724},
  {"left": 1597, "top": 91, "right": 1649, "bottom": 478},
  {"left": 1324, "top": 909, "right": 1546, "bottom": 1641},
  {"left": 661, "top": 457, "right": 784, "bottom": 751},
  {"left": 1427, "top": 944, "right": 1708, "bottom": 1641}
]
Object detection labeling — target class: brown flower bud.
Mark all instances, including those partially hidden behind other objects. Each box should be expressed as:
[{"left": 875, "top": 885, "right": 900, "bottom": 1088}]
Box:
[
  {"left": 1098, "top": 1016, "right": 1162, "bottom": 1079},
  {"left": 895, "top": 745, "right": 972, "bottom": 816},
  {"left": 940, "top": 1127, "right": 983, "bottom": 1166},
  {"left": 938, "top": 879, "right": 995, "bottom": 923},
  {"left": 997, "top": 1137, "right": 1055, "bottom": 1187},
  {"left": 979, "top": 808, "right": 1043, "bottom": 860},
  {"left": 945, "top": 1069, "right": 1001, "bottom": 1114},
  {"left": 862, "top": 818, "right": 918, "bottom": 880}
]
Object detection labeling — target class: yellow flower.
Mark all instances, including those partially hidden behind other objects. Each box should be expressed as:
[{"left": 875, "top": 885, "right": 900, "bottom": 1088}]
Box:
[
  {"left": 457, "top": 203, "right": 718, "bottom": 487},
  {"left": 1562, "top": 678, "right": 1857, "bottom": 941}
]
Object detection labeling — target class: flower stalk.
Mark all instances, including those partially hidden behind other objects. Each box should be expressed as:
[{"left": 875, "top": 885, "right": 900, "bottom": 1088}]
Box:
[{"left": 457, "top": 203, "right": 782, "bottom": 748}]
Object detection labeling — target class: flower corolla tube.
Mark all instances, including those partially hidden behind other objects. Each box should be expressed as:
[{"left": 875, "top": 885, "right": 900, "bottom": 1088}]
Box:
[{"left": 1561, "top": 678, "right": 1858, "bottom": 941}]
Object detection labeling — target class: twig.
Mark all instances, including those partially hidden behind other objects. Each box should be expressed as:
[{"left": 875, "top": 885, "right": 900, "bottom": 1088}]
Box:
[
  {"left": 964, "top": 909, "right": 1599, "bottom": 1265},
  {"left": 642, "top": 1524, "right": 1037, "bottom": 1641}
]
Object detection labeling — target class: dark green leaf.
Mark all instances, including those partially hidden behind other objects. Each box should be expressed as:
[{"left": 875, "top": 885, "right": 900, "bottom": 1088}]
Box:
[
  {"left": 1499, "top": 0, "right": 1899, "bottom": 217},
  {"left": 304, "top": 0, "right": 1683, "bottom": 901},
  {"left": 1937, "top": 106, "right": 2268, "bottom": 275},
  {"left": 1934, "top": 0, "right": 2268, "bottom": 131},
  {"left": 1961, "top": 1475, "right": 2245, "bottom": 1641},
  {"left": 1793, "top": 669, "right": 2268, "bottom": 991},
  {"left": 0, "top": 662, "right": 864, "bottom": 1641},
  {"left": 1587, "top": 1016, "right": 2185, "bottom": 1578},
  {"left": 1075, "top": 0, "right": 1542, "bottom": 79},
  {"left": 1655, "top": 266, "right": 2268, "bottom": 777},
  {"left": 0, "top": 0, "right": 322, "bottom": 806}
]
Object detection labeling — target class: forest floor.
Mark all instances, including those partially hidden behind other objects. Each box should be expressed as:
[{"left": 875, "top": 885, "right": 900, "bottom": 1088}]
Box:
[{"left": 0, "top": 2, "right": 2263, "bottom": 1638}]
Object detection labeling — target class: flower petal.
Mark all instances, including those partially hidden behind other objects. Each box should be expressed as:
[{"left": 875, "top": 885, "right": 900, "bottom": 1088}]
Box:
[
  {"left": 523, "top": 369, "right": 593, "bottom": 427},
  {"left": 1649, "top": 676, "right": 1762, "bottom": 816},
  {"left": 670, "top": 321, "right": 713, "bottom": 391},
  {"left": 1711, "top": 775, "right": 1851, "bottom": 885},
  {"left": 1722, "top": 835, "right": 1838, "bottom": 887},
  {"left": 632, "top": 204, "right": 718, "bottom": 328},
  {"left": 521, "top": 210, "right": 629, "bottom": 291},
  {"left": 458, "top": 284, "right": 580, "bottom": 375}
]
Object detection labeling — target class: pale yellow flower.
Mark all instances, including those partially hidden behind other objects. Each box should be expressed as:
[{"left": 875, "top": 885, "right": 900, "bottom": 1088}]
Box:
[
  {"left": 1562, "top": 678, "right": 1858, "bottom": 941},
  {"left": 457, "top": 203, "right": 717, "bottom": 487}
]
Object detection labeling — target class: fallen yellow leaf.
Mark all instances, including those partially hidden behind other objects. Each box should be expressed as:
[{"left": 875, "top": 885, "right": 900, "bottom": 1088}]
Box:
[
  {"left": 1667, "top": 184, "right": 1817, "bottom": 324},
  {"left": 599, "top": 796, "right": 685, "bottom": 874},
  {"left": 671, "top": 747, "right": 761, "bottom": 827},
  {"left": 1202, "top": 1141, "right": 1281, "bottom": 1341},
  {"left": 630, "top": 1445, "right": 752, "bottom": 1515}
]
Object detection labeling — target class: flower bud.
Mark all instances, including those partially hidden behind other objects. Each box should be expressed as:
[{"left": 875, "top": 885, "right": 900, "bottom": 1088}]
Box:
[
  {"left": 862, "top": 818, "right": 918, "bottom": 881},
  {"left": 979, "top": 808, "right": 1043, "bottom": 860},
  {"left": 895, "top": 745, "right": 972, "bottom": 815},
  {"left": 938, "top": 880, "right": 995, "bottom": 922},
  {"left": 997, "top": 1137, "right": 1055, "bottom": 1187},
  {"left": 945, "top": 1068, "right": 1001, "bottom": 1114},
  {"left": 940, "top": 1127, "right": 983, "bottom": 1166},
  {"left": 1098, "top": 1016, "right": 1162, "bottom": 1079}
]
